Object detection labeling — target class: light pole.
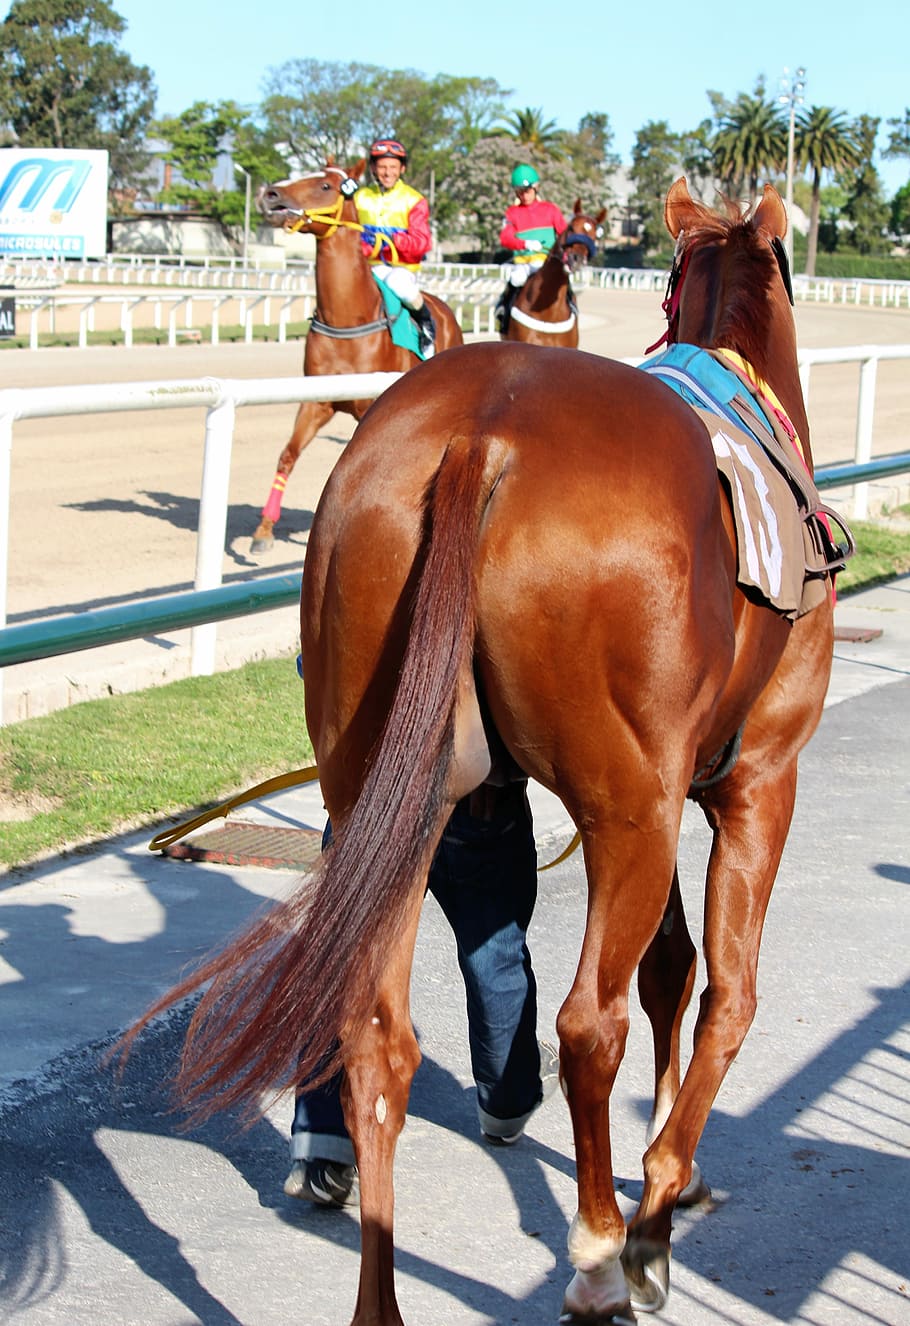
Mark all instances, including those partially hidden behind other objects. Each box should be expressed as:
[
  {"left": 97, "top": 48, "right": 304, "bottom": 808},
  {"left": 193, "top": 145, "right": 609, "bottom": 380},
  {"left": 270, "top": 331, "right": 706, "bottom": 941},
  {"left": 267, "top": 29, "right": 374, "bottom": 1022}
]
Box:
[
  {"left": 779, "top": 66, "right": 806, "bottom": 271},
  {"left": 234, "top": 164, "right": 252, "bottom": 270}
]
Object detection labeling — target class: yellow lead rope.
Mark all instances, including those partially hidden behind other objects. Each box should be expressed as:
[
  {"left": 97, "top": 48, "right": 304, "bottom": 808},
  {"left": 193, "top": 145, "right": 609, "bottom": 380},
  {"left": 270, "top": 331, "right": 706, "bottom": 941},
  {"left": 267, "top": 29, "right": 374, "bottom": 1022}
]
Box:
[{"left": 148, "top": 763, "right": 580, "bottom": 870}]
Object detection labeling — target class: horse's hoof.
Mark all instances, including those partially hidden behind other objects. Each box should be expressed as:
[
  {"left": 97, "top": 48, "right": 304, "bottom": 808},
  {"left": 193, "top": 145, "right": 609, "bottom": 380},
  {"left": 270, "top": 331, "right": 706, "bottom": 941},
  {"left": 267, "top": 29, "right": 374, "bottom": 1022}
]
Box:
[
  {"left": 558, "top": 1311, "right": 637, "bottom": 1325},
  {"left": 621, "top": 1241, "right": 669, "bottom": 1314},
  {"left": 250, "top": 534, "right": 274, "bottom": 555}
]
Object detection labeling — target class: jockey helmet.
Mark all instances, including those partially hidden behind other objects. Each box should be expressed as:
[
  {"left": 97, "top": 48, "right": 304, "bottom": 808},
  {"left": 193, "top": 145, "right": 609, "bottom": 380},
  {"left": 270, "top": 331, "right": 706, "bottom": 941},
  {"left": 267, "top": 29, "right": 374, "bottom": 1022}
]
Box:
[
  {"left": 370, "top": 138, "right": 408, "bottom": 164},
  {"left": 511, "top": 164, "right": 540, "bottom": 190}
]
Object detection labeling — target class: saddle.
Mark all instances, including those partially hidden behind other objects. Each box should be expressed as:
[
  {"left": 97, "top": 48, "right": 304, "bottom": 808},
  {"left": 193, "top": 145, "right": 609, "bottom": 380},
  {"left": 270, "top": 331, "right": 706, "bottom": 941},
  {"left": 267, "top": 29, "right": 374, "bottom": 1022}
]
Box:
[{"left": 641, "top": 344, "right": 854, "bottom": 619}]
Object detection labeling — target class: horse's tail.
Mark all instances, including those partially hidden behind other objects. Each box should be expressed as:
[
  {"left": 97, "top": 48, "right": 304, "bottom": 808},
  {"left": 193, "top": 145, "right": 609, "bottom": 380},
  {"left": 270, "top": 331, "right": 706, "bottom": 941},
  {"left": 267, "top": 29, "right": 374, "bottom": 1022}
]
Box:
[{"left": 116, "top": 436, "right": 490, "bottom": 1125}]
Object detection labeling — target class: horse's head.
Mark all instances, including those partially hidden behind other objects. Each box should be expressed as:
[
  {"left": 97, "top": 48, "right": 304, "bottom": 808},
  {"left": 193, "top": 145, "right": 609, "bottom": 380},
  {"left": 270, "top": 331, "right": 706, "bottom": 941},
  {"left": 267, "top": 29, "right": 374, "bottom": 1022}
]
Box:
[
  {"left": 660, "top": 175, "right": 809, "bottom": 456},
  {"left": 559, "top": 199, "right": 607, "bottom": 275},
  {"left": 660, "top": 177, "right": 796, "bottom": 376},
  {"left": 257, "top": 160, "right": 367, "bottom": 236}
]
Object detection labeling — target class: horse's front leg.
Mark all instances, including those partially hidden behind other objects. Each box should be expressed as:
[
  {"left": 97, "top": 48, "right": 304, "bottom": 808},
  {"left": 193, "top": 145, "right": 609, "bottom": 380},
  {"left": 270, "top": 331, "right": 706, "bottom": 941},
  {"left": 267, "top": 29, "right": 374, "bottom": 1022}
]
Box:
[
  {"left": 624, "top": 760, "right": 800, "bottom": 1308},
  {"left": 558, "top": 819, "right": 680, "bottom": 1325},
  {"left": 342, "top": 889, "right": 424, "bottom": 1326},
  {"left": 251, "top": 398, "right": 335, "bottom": 553}
]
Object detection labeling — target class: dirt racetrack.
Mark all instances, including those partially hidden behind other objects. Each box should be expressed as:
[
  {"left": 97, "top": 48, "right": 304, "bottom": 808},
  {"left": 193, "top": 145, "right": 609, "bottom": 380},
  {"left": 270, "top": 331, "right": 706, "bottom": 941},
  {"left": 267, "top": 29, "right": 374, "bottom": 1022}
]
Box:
[{"left": 2, "top": 286, "right": 909, "bottom": 721}]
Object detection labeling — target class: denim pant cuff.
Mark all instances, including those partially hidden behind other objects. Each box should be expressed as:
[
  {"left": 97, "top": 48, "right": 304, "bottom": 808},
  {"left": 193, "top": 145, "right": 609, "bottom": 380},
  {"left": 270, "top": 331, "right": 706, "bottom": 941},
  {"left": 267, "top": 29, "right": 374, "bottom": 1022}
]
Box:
[
  {"left": 289, "top": 1131, "right": 356, "bottom": 1166},
  {"left": 477, "top": 1099, "right": 538, "bottom": 1139}
]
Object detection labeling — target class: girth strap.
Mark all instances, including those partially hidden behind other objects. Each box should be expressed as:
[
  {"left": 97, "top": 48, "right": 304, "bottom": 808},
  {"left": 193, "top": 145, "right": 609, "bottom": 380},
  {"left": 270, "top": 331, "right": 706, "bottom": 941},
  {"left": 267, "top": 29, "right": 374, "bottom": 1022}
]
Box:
[
  {"left": 309, "top": 314, "right": 391, "bottom": 339},
  {"left": 690, "top": 727, "right": 744, "bottom": 792}
]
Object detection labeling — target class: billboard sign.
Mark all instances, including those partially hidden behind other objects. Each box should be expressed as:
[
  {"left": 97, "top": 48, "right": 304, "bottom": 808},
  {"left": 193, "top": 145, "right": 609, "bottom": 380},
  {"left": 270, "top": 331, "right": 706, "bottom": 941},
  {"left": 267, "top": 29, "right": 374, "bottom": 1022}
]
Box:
[{"left": 0, "top": 149, "right": 109, "bottom": 259}]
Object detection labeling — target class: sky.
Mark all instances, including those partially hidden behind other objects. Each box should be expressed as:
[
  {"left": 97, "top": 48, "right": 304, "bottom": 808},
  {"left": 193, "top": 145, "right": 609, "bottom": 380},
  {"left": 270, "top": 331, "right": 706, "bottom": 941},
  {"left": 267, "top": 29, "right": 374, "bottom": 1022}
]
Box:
[{"left": 4, "top": 0, "right": 909, "bottom": 195}]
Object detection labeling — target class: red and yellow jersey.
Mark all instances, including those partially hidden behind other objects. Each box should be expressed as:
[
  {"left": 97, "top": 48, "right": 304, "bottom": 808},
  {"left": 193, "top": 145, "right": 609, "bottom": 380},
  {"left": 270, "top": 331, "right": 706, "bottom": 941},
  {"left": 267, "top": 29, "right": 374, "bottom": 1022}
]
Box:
[{"left": 355, "top": 179, "right": 432, "bottom": 271}]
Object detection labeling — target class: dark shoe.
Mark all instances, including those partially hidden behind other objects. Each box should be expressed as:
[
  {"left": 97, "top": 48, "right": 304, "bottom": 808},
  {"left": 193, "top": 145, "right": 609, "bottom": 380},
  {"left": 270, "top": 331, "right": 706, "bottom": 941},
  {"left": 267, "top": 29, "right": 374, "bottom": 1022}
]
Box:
[
  {"left": 482, "top": 1039, "right": 560, "bottom": 1145},
  {"left": 284, "top": 1158, "right": 359, "bottom": 1208}
]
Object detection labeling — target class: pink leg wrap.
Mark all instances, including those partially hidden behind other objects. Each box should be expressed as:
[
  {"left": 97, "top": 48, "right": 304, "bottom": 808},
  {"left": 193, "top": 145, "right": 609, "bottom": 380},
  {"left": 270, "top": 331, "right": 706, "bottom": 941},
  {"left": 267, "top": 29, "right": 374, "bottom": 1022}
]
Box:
[{"left": 262, "top": 473, "right": 287, "bottom": 522}]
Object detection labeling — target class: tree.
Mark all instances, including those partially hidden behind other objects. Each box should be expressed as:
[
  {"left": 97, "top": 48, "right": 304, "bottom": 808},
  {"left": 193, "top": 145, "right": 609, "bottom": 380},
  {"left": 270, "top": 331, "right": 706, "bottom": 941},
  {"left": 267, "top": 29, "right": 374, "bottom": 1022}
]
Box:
[
  {"left": 795, "top": 105, "right": 862, "bottom": 275},
  {"left": 494, "top": 106, "right": 567, "bottom": 159},
  {"left": 710, "top": 89, "right": 788, "bottom": 200},
  {"left": 441, "top": 137, "right": 605, "bottom": 255},
  {"left": 150, "top": 100, "right": 286, "bottom": 242},
  {"left": 259, "top": 58, "right": 509, "bottom": 231},
  {"left": 562, "top": 111, "right": 620, "bottom": 178},
  {"left": 891, "top": 183, "right": 910, "bottom": 240},
  {"left": 630, "top": 120, "right": 682, "bottom": 253},
  {"left": 883, "top": 108, "right": 910, "bottom": 173},
  {"left": 839, "top": 115, "right": 890, "bottom": 255},
  {"left": 0, "top": 0, "right": 156, "bottom": 194}
]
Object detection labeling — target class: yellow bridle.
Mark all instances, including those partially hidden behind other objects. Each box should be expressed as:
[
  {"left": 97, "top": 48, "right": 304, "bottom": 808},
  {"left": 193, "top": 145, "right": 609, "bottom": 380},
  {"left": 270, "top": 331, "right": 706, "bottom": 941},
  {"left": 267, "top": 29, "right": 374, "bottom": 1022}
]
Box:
[{"left": 283, "top": 188, "right": 401, "bottom": 265}]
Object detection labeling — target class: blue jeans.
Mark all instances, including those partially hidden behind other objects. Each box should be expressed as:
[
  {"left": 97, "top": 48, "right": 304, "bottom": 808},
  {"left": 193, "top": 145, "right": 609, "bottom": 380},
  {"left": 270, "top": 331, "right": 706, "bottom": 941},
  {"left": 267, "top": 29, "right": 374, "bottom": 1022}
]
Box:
[{"left": 290, "top": 785, "right": 541, "bottom": 1164}]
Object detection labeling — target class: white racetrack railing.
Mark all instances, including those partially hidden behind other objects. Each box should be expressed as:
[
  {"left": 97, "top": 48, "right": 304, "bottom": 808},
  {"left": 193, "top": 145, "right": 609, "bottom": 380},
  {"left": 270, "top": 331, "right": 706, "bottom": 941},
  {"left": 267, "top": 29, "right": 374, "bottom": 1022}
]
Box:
[
  {"left": 5, "top": 253, "right": 910, "bottom": 306},
  {"left": 1, "top": 350, "right": 908, "bottom": 720}
]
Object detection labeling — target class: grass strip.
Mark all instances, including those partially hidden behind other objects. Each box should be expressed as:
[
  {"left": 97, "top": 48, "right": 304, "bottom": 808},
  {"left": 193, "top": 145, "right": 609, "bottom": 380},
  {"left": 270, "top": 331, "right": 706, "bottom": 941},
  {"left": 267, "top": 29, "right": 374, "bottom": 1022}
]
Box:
[{"left": 0, "top": 654, "right": 311, "bottom": 870}]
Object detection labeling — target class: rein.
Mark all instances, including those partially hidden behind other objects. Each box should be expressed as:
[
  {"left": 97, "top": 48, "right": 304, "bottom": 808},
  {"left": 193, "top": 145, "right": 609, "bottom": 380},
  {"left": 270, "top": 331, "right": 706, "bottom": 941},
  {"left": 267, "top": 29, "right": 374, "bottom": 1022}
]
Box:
[{"left": 284, "top": 183, "right": 402, "bottom": 265}]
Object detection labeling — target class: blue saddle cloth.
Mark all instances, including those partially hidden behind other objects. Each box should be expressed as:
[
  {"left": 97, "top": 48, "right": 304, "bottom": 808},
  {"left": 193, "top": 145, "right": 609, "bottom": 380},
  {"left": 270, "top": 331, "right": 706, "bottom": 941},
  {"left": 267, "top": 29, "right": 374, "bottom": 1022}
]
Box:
[
  {"left": 639, "top": 343, "right": 774, "bottom": 445},
  {"left": 371, "top": 272, "right": 423, "bottom": 358}
]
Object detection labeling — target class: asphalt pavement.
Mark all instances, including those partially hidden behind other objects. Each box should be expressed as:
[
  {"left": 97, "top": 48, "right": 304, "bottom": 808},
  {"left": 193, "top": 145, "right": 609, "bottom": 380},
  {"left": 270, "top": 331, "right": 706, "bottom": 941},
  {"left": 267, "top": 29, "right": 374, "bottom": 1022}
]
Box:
[{"left": 0, "top": 576, "right": 908, "bottom": 1325}]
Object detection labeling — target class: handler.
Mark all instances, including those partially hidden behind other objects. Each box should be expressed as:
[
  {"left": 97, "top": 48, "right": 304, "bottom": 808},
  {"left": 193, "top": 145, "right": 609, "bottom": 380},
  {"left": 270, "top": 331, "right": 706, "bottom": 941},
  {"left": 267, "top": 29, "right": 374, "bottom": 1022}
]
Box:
[{"left": 285, "top": 785, "right": 559, "bottom": 1208}]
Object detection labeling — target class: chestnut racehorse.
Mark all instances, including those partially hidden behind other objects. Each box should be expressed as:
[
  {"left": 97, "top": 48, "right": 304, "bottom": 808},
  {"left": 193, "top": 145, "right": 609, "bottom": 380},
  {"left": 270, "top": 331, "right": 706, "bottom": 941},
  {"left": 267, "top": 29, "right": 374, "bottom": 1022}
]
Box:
[
  {"left": 251, "top": 161, "right": 463, "bottom": 552},
  {"left": 126, "top": 180, "right": 836, "bottom": 1324},
  {"left": 505, "top": 199, "right": 606, "bottom": 347}
]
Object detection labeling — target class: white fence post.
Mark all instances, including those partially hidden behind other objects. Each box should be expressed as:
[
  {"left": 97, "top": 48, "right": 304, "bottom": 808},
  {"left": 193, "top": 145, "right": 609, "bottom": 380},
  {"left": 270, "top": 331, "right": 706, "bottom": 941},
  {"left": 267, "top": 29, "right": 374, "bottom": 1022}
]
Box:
[
  {"left": 853, "top": 355, "right": 879, "bottom": 520},
  {"left": 191, "top": 392, "right": 236, "bottom": 676}
]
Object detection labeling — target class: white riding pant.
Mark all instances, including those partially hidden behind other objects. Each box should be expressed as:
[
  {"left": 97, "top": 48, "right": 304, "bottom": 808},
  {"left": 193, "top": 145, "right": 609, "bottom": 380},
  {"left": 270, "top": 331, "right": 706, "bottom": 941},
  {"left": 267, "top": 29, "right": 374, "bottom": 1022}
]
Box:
[
  {"left": 502, "top": 256, "right": 547, "bottom": 288},
  {"left": 372, "top": 264, "right": 422, "bottom": 309}
]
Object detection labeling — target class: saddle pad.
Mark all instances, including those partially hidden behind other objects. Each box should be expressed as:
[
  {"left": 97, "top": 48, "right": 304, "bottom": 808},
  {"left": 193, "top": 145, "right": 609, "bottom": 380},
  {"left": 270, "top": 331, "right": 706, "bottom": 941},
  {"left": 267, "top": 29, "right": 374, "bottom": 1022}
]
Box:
[
  {"left": 640, "top": 343, "right": 771, "bottom": 438},
  {"left": 371, "top": 272, "right": 423, "bottom": 358}
]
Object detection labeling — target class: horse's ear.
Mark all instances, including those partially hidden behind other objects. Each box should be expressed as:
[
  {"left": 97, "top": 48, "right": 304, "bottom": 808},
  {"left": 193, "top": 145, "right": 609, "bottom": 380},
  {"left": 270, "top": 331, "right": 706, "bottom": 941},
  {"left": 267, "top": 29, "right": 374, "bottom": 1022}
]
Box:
[
  {"left": 326, "top": 156, "right": 335, "bottom": 168},
  {"left": 664, "top": 177, "right": 700, "bottom": 240},
  {"left": 751, "top": 183, "right": 787, "bottom": 242},
  {"left": 350, "top": 158, "right": 367, "bottom": 183},
  {"left": 573, "top": 198, "right": 582, "bottom": 216},
  {"left": 596, "top": 207, "right": 607, "bottom": 225}
]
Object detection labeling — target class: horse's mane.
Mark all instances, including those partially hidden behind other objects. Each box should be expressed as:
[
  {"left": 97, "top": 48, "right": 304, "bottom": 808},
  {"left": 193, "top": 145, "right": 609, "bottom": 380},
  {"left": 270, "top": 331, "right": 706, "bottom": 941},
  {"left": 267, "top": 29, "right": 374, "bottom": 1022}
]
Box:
[{"left": 682, "top": 194, "right": 780, "bottom": 378}]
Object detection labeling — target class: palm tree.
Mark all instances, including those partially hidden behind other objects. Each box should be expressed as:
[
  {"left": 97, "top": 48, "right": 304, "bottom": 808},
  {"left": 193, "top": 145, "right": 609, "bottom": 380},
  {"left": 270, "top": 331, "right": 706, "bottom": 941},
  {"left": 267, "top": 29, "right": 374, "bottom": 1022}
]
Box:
[
  {"left": 796, "top": 105, "right": 862, "bottom": 275},
  {"left": 495, "top": 106, "right": 566, "bottom": 159},
  {"left": 711, "top": 93, "right": 788, "bottom": 201}
]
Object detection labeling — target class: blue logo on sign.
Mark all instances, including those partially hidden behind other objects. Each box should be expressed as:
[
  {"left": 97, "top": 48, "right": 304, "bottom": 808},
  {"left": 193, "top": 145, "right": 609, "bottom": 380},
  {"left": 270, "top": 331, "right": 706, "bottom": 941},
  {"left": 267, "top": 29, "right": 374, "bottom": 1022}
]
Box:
[{"left": 0, "top": 158, "right": 92, "bottom": 213}]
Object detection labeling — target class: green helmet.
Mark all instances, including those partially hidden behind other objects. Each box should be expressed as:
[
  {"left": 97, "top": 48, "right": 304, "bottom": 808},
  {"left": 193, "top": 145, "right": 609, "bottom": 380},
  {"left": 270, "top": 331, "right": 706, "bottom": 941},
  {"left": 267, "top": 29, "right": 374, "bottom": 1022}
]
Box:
[{"left": 511, "top": 164, "right": 540, "bottom": 189}]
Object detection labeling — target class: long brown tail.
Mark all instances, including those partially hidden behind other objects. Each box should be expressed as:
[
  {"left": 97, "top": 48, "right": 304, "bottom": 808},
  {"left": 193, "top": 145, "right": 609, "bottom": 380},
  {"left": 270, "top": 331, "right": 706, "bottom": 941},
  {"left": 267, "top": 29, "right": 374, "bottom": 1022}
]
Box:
[{"left": 116, "top": 437, "right": 491, "bottom": 1125}]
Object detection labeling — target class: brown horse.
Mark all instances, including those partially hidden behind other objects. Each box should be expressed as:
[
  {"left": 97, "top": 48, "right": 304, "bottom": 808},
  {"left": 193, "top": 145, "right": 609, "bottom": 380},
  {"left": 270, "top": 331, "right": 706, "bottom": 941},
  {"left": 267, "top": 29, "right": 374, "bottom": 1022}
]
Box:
[
  {"left": 250, "top": 160, "right": 464, "bottom": 552},
  {"left": 505, "top": 199, "right": 606, "bottom": 347},
  {"left": 125, "top": 179, "right": 836, "bottom": 1324}
]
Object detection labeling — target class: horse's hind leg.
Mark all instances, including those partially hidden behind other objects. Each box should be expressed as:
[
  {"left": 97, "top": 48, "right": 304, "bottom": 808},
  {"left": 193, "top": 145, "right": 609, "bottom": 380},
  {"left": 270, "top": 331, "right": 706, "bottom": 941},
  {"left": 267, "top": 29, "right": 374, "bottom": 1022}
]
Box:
[
  {"left": 637, "top": 869, "right": 711, "bottom": 1206},
  {"left": 251, "top": 398, "right": 334, "bottom": 552},
  {"left": 557, "top": 816, "right": 682, "bottom": 1325},
  {"left": 342, "top": 885, "right": 425, "bottom": 1326}
]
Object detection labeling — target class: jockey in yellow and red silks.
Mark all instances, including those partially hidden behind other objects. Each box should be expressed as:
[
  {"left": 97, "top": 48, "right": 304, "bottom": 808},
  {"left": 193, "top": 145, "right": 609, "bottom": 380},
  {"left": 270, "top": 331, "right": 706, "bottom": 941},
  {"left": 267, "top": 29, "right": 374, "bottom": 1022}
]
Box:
[{"left": 355, "top": 138, "right": 436, "bottom": 357}]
